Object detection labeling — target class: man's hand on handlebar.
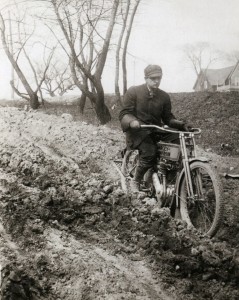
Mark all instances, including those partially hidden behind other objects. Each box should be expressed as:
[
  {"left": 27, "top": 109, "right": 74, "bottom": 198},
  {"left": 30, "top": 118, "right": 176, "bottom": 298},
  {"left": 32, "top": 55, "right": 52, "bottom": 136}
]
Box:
[
  {"left": 130, "top": 120, "right": 141, "bottom": 129},
  {"left": 168, "top": 119, "right": 192, "bottom": 132},
  {"left": 182, "top": 123, "right": 193, "bottom": 132}
]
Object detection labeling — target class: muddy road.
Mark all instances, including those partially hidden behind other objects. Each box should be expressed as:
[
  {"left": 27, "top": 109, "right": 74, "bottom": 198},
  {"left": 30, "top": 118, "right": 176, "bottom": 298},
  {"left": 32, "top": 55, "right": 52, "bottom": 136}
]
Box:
[{"left": 0, "top": 107, "right": 238, "bottom": 300}]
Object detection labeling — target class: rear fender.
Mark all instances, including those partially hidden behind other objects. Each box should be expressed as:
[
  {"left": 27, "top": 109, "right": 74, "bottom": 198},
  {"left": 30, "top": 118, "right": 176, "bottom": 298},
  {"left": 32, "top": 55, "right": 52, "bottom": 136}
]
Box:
[{"left": 175, "top": 157, "right": 210, "bottom": 207}]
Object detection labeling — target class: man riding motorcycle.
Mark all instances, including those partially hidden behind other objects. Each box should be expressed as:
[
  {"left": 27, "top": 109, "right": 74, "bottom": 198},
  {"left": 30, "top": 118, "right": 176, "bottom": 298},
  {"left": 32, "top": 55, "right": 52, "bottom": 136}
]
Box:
[{"left": 119, "top": 64, "right": 191, "bottom": 192}]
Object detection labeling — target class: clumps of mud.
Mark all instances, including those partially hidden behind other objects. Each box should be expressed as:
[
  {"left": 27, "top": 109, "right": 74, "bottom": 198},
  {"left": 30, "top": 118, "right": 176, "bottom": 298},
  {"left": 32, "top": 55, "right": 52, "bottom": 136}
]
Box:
[
  {"left": 1, "top": 262, "right": 46, "bottom": 300},
  {"left": 0, "top": 107, "right": 238, "bottom": 300},
  {"left": 0, "top": 142, "right": 238, "bottom": 299}
]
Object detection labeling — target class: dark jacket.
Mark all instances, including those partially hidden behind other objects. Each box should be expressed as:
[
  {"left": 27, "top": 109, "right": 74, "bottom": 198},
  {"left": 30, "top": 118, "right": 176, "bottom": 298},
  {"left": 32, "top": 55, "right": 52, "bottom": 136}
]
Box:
[{"left": 119, "top": 84, "right": 180, "bottom": 148}]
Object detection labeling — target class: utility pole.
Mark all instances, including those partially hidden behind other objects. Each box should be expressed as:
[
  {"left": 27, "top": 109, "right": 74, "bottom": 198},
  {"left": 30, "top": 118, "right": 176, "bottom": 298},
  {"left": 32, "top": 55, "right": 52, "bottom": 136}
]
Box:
[{"left": 8, "top": 11, "right": 14, "bottom": 99}]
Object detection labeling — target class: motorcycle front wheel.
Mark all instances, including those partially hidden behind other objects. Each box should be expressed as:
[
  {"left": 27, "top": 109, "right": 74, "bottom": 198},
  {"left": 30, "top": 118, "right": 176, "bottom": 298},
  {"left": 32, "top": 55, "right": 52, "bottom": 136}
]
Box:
[{"left": 179, "top": 161, "right": 224, "bottom": 237}]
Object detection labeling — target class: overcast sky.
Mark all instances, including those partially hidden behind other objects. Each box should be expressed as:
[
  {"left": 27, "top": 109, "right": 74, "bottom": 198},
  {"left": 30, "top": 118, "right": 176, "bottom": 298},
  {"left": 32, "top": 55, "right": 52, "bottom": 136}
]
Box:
[
  {"left": 114, "top": 0, "right": 239, "bottom": 93},
  {"left": 0, "top": 0, "right": 239, "bottom": 99}
]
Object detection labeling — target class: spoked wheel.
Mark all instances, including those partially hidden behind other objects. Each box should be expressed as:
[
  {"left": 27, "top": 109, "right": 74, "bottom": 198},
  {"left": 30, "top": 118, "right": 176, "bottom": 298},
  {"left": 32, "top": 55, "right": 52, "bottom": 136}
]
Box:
[
  {"left": 121, "top": 150, "right": 139, "bottom": 192},
  {"left": 179, "top": 161, "right": 224, "bottom": 237}
]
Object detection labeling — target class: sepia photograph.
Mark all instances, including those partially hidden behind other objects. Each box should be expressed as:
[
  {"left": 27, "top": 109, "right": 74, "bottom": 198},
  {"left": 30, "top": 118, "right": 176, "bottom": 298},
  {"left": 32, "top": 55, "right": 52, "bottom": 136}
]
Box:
[{"left": 0, "top": 0, "right": 239, "bottom": 299}]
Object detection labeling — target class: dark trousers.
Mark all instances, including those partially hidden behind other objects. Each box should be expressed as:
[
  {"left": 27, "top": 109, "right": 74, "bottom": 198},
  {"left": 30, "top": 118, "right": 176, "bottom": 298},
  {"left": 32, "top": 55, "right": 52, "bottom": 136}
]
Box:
[{"left": 134, "top": 133, "right": 179, "bottom": 182}]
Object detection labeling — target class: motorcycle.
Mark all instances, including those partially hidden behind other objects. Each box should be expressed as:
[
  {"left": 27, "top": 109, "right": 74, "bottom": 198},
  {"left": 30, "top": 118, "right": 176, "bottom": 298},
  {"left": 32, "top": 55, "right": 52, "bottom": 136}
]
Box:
[{"left": 120, "top": 125, "right": 224, "bottom": 237}]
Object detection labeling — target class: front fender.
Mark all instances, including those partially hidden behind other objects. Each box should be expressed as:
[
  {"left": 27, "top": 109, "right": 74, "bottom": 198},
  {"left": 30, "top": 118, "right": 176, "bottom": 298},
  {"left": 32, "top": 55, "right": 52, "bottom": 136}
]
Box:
[
  {"left": 189, "top": 156, "right": 210, "bottom": 163},
  {"left": 175, "top": 157, "right": 210, "bottom": 207}
]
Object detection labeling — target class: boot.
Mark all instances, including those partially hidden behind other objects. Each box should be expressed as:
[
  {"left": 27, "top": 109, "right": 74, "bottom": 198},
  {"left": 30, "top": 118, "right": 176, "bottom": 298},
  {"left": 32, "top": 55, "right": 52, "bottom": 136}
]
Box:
[
  {"left": 130, "top": 165, "right": 149, "bottom": 193},
  {"left": 130, "top": 179, "right": 140, "bottom": 193}
]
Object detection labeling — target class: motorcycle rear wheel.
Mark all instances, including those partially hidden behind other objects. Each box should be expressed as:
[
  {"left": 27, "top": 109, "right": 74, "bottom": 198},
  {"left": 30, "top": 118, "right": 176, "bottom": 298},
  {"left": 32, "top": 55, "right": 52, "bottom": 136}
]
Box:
[
  {"left": 179, "top": 161, "right": 224, "bottom": 237},
  {"left": 121, "top": 150, "right": 154, "bottom": 193},
  {"left": 121, "top": 150, "right": 139, "bottom": 192}
]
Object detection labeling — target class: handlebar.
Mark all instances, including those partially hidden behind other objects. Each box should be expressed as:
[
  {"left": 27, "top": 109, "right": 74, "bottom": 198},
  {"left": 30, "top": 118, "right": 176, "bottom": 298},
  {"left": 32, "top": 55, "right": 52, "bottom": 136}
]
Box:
[{"left": 140, "top": 124, "right": 201, "bottom": 135}]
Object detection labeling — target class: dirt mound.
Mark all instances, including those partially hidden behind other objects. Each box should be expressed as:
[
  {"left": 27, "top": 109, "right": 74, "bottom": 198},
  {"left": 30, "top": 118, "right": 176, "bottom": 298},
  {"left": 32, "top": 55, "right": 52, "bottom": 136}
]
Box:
[
  {"left": 170, "top": 91, "right": 239, "bottom": 157},
  {"left": 0, "top": 107, "right": 238, "bottom": 299}
]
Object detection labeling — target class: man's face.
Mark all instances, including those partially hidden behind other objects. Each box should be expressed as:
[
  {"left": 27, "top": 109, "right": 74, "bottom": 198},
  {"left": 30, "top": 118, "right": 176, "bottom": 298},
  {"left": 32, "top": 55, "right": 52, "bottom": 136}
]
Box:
[{"left": 145, "top": 76, "right": 162, "bottom": 89}]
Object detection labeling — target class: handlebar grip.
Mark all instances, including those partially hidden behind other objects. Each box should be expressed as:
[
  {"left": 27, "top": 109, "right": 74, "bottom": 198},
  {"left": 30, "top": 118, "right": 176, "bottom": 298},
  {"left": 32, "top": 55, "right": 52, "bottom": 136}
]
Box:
[{"left": 223, "top": 173, "right": 239, "bottom": 179}]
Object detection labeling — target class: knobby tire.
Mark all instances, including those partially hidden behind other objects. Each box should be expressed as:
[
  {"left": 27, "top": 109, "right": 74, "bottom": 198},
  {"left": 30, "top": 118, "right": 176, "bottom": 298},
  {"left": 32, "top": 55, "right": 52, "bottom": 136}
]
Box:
[{"left": 179, "top": 161, "right": 224, "bottom": 237}]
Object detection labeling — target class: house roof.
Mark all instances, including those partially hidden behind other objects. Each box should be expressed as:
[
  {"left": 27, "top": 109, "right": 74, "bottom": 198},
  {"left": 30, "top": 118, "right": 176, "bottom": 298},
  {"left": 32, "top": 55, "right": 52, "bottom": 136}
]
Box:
[
  {"left": 203, "top": 65, "right": 235, "bottom": 85},
  {"left": 193, "top": 61, "right": 239, "bottom": 90}
]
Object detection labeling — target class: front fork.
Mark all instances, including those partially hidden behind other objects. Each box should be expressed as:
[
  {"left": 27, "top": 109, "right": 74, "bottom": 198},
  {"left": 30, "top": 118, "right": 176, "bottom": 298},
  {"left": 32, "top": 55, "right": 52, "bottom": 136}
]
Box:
[
  {"left": 175, "top": 133, "right": 207, "bottom": 208},
  {"left": 179, "top": 133, "right": 196, "bottom": 199}
]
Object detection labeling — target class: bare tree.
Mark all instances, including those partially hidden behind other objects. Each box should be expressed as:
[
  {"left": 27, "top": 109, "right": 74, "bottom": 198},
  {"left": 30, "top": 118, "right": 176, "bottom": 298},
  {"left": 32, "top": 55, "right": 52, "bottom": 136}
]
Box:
[
  {"left": 225, "top": 50, "right": 239, "bottom": 64},
  {"left": 122, "top": 0, "right": 140, "bottom": 94},
  {"left": 0, "top": 5, "right": 55, "bottom": 108},
  {"left": 38, "top": 60, "right": 75, "bottom": 97},
  {"left": 183, "top": 42, "right": 222, "bottom": 76},
  {"left": 0, "top": 12, "right": 39, "bottom": 108},
  {"left": 46, "top": 0, "right": 120, "bottom": 124},
  {"left": 114, "top": 0, "right": 130, "bottom": 104},
  {"left": 1, "top": 0, "right": 141, "bottom": 116}
]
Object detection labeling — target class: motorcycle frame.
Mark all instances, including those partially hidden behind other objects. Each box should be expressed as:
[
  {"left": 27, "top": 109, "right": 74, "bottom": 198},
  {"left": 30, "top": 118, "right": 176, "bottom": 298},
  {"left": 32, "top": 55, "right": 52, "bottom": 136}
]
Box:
[{"left": 139, "top": 125, "right": 208, "bottom": 208}]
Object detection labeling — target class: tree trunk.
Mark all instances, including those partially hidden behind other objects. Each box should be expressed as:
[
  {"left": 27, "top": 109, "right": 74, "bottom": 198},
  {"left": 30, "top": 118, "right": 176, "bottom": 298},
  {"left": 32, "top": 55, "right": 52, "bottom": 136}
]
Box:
[
  {"left": 0, "top": 13, "right": 40, "bottom": 109},
  {"left": 91, "top": 0, "right": 117, "bottom": 123},
  {"left": 115, "top": 0, "right": 130, "bottom": 105},
  {"left": 70, "top": 60, "right": 111, "bottom": 124},
  {"left": 53, "top": 1, "right": 117, "bottom": 124},
  {"left": 122, "top": 0, "right": 140, "bottom": 94},
  {"left": 95, "top": 99, "right": 111, "bottom": 125},
  {"left": 78, "top": 93, "right": 87, "bottom": 114},
  {"left": 29, "top": 93, "right": 40, "bottom": 109},
  {"left": 91, "top": 79, "right": 111, "bottom": 125},
  {"left": 77, "top": 76, "right": 89, "bottom": 114},
  {"left": 94, "top": 0, "right": 119, "bottom": 78},
  {"left": 10, "top": 81, "right": 39, "bottom": 109}
]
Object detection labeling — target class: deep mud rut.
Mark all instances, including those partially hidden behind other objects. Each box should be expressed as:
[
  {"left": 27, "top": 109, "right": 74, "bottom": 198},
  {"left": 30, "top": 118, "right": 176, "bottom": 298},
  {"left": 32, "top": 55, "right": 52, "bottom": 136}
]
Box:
[
  {"left": 0, "top": 107, "right": 238, "bottom": 300},
  {"left": 0, "top": 212, "right": 170, "bottom": 300}
]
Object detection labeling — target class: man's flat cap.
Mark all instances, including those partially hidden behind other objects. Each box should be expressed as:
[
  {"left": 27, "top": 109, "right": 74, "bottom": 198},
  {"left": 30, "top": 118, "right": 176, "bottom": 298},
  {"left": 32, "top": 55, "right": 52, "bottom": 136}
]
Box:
[{"left": 144, "top": 64, "right": 162, "bottom": 77}]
